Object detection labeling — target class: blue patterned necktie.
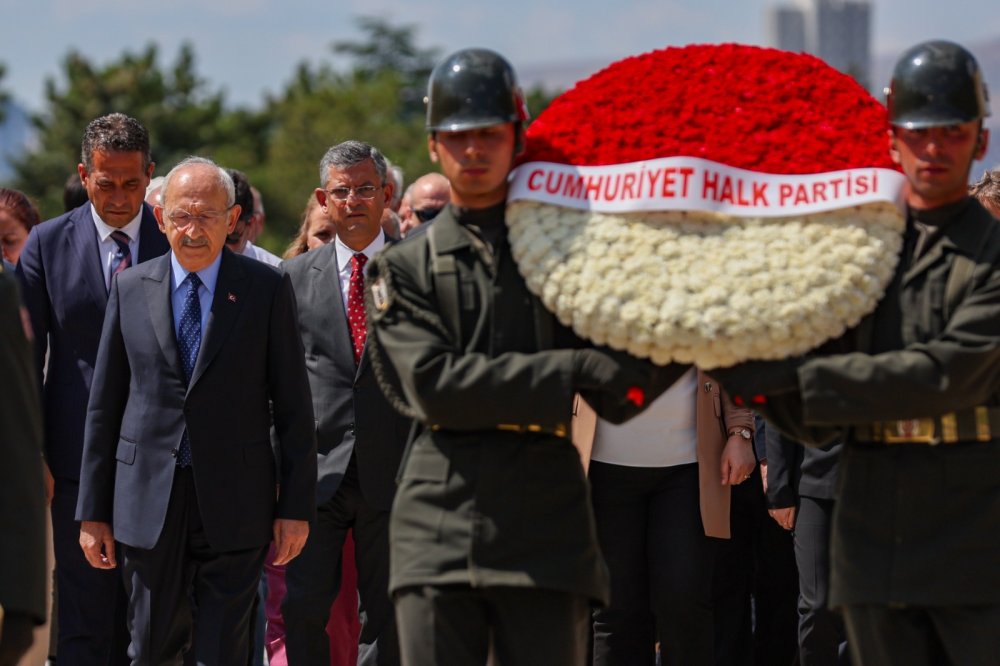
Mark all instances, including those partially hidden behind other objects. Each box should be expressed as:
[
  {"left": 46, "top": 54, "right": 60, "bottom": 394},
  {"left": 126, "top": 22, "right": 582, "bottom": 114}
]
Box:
[
  {"left": 109, "top": 230, "right": 132, "bottom": 288},
  {"left": 176, "top": 272, "right": 202, "bottom": 467}
]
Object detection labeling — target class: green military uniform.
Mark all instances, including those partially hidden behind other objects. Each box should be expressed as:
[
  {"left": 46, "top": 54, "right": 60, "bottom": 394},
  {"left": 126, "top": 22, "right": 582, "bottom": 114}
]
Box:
[
  {"left": 750, "top": 197, "right": 1000, "bottom": 661},
  {"left": 367, "top": 202, "right": 676, "bottom": 606},
  {"left": 791, "top": 199, "right": 1000, "bottom": 603},
  {"left": 0, "top": 270, "right": 47, "bottom": 661}
]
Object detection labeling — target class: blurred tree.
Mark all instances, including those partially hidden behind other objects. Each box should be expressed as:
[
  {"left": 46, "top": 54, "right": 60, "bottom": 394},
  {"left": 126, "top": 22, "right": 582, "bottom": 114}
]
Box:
[
  {"left": 257, "top": 17, "right": 440, "bottom": 247},
  {"left": 11, "top": 44, "right": 266, "bottom": 219},
  {"left": 10, "top": 19, "right": 559, "bottom": 248},
  {"left": 257, "top": 15, "right": 556, "bottom": 250},
  {"left": 0, "top": 63, "right": 9, "bottom": 124},
  {"left": 333, "top": 16, "right": 440, "bottom": 118}
]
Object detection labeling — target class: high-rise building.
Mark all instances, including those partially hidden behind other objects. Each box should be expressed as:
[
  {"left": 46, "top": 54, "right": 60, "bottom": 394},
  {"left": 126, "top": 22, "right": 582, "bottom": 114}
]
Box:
[{"left": 767, "top": 0, "right": 872, "bottom": 89}]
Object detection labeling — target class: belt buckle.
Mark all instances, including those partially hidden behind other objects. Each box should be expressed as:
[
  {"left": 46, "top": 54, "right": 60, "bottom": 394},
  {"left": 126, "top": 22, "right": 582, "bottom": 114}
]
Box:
[{"left": 882, "top": 418, "right": 939, "bottom": 445}]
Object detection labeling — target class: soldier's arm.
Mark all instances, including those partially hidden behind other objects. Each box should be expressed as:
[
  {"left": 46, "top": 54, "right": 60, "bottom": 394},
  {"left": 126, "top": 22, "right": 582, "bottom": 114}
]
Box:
[
  {"left": 368, "top": 252, "right": 684, "bottom": 431},
  {"left": 800, "top": 255, "right": 1000, "bottom": 425}
]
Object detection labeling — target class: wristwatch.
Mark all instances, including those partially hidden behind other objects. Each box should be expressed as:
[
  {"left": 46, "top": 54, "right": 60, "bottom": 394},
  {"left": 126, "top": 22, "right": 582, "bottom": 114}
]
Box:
[{"left": 729, "top": 427, "right": 752, "bottom": 441}]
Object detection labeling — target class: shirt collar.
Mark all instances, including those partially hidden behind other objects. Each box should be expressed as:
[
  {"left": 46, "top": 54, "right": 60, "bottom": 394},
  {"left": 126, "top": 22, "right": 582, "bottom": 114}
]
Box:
[
  {"left": 170, "top": 250, "right": 223, "bottom": 296},
  {"left": 335, "top": 232, "right": 385, "bottom": 274},
  {"left": 91, "top": 204, "right": 143, "bottom": 243}
]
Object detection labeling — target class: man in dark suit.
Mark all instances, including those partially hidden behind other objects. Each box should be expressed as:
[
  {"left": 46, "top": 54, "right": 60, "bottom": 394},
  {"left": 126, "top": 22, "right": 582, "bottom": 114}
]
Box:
[
  {"left": 15, "top": 112, "right": 169, "bottom": 665},
  {"left": 281, "top": 140, "right": 408, "bottom": 665},
  {"left": 76, "top": 157, "right": 317, "bottom": 664},
  {"left": 0, "top": 270, "right": 47, "bottom": 665},
  {"left": 765, "top": 427, "right": 847, "bottom": 665}
]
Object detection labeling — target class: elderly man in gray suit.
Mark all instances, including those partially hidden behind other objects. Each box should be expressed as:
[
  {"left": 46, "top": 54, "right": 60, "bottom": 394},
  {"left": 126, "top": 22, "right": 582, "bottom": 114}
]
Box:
[{"left": 77, "top": 157, "right": 316, "bottom": 665}]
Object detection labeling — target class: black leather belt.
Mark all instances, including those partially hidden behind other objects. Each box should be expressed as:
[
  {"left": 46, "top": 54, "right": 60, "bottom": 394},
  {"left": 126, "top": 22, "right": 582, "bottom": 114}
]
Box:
[{"left": 853, "top": 407, "right": 1000, "bottom": 445}]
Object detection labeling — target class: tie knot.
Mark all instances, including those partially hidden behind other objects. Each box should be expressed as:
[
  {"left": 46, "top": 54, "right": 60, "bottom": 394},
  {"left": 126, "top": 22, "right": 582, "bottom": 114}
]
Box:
[
  {"left": 352, "top": 253, "right": 368, "bottom": 272},
  {"left": 111, "top": 230, "right": 130, "bottom": 253},
  {"left": 185, "top": 272, "right": 203, "bottom": 290}
]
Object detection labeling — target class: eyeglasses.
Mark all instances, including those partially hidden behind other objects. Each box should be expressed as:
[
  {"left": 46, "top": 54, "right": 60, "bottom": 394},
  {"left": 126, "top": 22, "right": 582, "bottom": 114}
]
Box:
[
  {"left": 164, "top": 207, "right": 233, "bottom": 229},
  {"left": 325, "top": 185, "right": 381, "bottom": 202},
  {"left": 413, "top": 207, "right": 443, "bottom": 223}
]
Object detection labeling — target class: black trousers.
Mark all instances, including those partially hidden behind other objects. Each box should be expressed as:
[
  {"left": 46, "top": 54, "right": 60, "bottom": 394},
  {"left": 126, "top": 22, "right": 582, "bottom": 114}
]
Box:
[
  {"left": 713, "top": 463, "right": 799, "bottom": 666},
  {"left": 120, "top": 467, "right": 267, "bottom": 666},
  {"left": 842, "top": 604, "right": 1000, "bottom": 666},
  {"left": 282, "top": 456, "right": 398, "bottom": 666},
  {"left": 394, "top": 584, "right": 589, "bottom": 666},
  {"left": 52, "top": 477, "right": 130, "bottom": 665},
  {"left": 589, "top": 461, "right": 717, "bottom": 666},
  {"left": 794, "top": 497, "right": 848, "bottom": 666}
]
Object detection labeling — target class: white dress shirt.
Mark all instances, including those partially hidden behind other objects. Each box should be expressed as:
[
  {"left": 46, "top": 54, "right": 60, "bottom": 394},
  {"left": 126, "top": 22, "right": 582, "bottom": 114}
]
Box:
[
  {"left": 333, "top": 233, "right": 386, "bottom": 313},
  {"left": 591, "top": 367, "right": 699, "bottom": 467},
  {"left": 242, "top": 240, "right": 282, "bottom": 267},
  {"left": 91, "top": 205, "right": 143, "bottom": 290}
]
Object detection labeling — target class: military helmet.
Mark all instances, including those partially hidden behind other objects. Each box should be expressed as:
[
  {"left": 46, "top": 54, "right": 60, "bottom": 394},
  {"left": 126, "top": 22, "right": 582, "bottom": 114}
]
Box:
[
  {"left": 887, "top": 40, "right": 990, "bottom": 129},
  {"left": 425, "top": 48, "right": 529, "bottom": 132}
]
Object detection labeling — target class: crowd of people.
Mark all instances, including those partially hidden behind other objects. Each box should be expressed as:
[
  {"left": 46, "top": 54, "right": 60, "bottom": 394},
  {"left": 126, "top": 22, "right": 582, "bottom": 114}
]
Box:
[{"left": 1, "top": 38, "right": 999, "bottom": 666}]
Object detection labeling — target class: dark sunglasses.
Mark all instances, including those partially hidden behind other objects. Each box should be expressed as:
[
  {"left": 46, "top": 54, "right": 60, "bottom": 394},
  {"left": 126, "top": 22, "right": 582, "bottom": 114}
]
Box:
[{"left": 413, "top": 207, "right": 443, "bottom": 223}]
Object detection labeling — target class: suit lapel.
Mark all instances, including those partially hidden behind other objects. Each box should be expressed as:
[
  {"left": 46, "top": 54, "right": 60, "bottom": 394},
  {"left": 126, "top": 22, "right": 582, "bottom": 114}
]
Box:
[
  {"left": 67, "top": 207, "right": 109, "bottom": 307},
  {"left": 189, "top": 250, "right": 247, "bottom": 389},
  {"left": 143, "top": 256, "right": 183, "bottom": 379}
]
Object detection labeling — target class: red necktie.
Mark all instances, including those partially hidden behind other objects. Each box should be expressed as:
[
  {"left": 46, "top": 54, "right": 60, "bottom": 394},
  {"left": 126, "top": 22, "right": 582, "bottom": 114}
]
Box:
[{"left": 348, "top": 253, "right": 368, "bottom": 365}]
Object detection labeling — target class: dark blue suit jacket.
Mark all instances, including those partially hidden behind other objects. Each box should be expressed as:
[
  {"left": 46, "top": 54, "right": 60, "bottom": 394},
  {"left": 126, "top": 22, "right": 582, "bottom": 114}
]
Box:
[
  {"left": 282, "top": 240, "right": 410, "bottom": 510},
  {"left": 76, "top": 249, "right": 317, "bottom": 552},
  {"left": 15, "top": 203, "right": 170, "bottom": 480}
]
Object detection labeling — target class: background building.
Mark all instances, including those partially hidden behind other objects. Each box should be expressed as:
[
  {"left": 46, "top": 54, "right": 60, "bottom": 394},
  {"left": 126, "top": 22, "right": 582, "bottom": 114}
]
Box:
[{"left": 768, "top": 0, "right": 872, "bottom": 89}]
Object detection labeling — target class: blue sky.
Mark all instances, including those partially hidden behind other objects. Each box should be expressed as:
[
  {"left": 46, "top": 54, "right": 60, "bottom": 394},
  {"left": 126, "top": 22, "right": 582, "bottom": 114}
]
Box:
[{"left": 1, "top": 0, "right": 997, "bottom": 111}]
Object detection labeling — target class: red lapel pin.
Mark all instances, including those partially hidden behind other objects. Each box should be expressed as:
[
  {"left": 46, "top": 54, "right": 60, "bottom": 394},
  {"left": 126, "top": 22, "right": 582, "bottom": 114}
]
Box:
[{"left": 228, "top": 292, "right": 237, "bottom": 303}]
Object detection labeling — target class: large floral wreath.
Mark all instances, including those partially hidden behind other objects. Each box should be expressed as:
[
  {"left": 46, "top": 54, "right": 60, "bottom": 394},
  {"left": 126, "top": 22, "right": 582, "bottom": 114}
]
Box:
[{"left": 506, "top": 44, "right": 905, "bottom": 369}]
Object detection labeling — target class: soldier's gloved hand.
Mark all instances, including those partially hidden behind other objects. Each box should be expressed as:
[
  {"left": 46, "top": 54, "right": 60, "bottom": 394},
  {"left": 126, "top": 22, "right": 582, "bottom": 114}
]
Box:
[
  {"left": 710, "top": 357, "right": 803, "bottom": 406},
  {"left": 572, "top": 348, "right": 649, "bottom": 399}
]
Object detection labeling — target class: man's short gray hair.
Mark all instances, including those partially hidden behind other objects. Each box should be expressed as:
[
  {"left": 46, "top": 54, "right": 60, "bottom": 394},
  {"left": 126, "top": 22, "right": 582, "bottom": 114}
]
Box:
[
  {"left": 161, "top": 156, "right": 236, "bottom": 208},
  {"left": 318, "top": 141, "right": 388, "bottom": 187}
]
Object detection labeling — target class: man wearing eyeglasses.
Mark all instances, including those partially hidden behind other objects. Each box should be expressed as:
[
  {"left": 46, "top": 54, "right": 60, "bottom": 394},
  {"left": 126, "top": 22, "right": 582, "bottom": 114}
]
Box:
[
  {"left": 76, "top": 156, "right": 317, "bottom": 665},
  {"left": 16, "top": 112, "right": 170, "bottom": 665},
  {"left": 399, "top": 172, "right": 450, "bottom": 237},
  {"left": 281, "top": 140, "right": 408, "bottom": 665}
]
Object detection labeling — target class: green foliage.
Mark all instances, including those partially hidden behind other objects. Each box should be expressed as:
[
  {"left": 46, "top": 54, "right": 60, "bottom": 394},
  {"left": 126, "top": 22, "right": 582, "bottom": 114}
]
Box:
[
  {"left": 524, "top": 85, "right": 557, "bottom": 124},
  {"left": 258, "top": 71, "right": 434, "bottom": 247},
  {"left": 0, "top": 63, "right": 9, "bottom": 124},
  {"left": 11, "top": 43, "right": 266, "bottom": 219},
  {"left": 8, "top": 17, "right": 560, "bottom": 252},
  {"left": 332, "top": 17, "right": 440, "bottom": 119},
  {"left": 256, "top": 17, "right": 440, "bottom": 248}
]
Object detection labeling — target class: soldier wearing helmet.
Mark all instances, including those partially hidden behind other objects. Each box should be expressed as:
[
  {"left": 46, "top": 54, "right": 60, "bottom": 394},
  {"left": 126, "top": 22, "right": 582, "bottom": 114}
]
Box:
[
  {"left": 715, "top": 40, "right": 1000, "bottom": 666},
  {"left": 887, "top": 40, "right": 991, "bottom": 209},
  {"left": 365, "top": 48, "right": 683, "bottom": 664}
]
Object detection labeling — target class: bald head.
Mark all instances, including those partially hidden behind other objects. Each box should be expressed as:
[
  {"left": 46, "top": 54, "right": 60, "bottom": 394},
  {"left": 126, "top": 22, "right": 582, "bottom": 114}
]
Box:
[{"left": 401, "top": 172, "right": 450, "bottom": 236}]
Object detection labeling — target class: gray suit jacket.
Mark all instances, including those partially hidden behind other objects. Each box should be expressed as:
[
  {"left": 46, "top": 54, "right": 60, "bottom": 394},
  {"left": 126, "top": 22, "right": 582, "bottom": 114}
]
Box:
[
  {"left": 77, "top": 249, "right": 317, "bottom": 551},
  {"left": 283, "top": 240, "right": 410, "bottom": 510}
]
